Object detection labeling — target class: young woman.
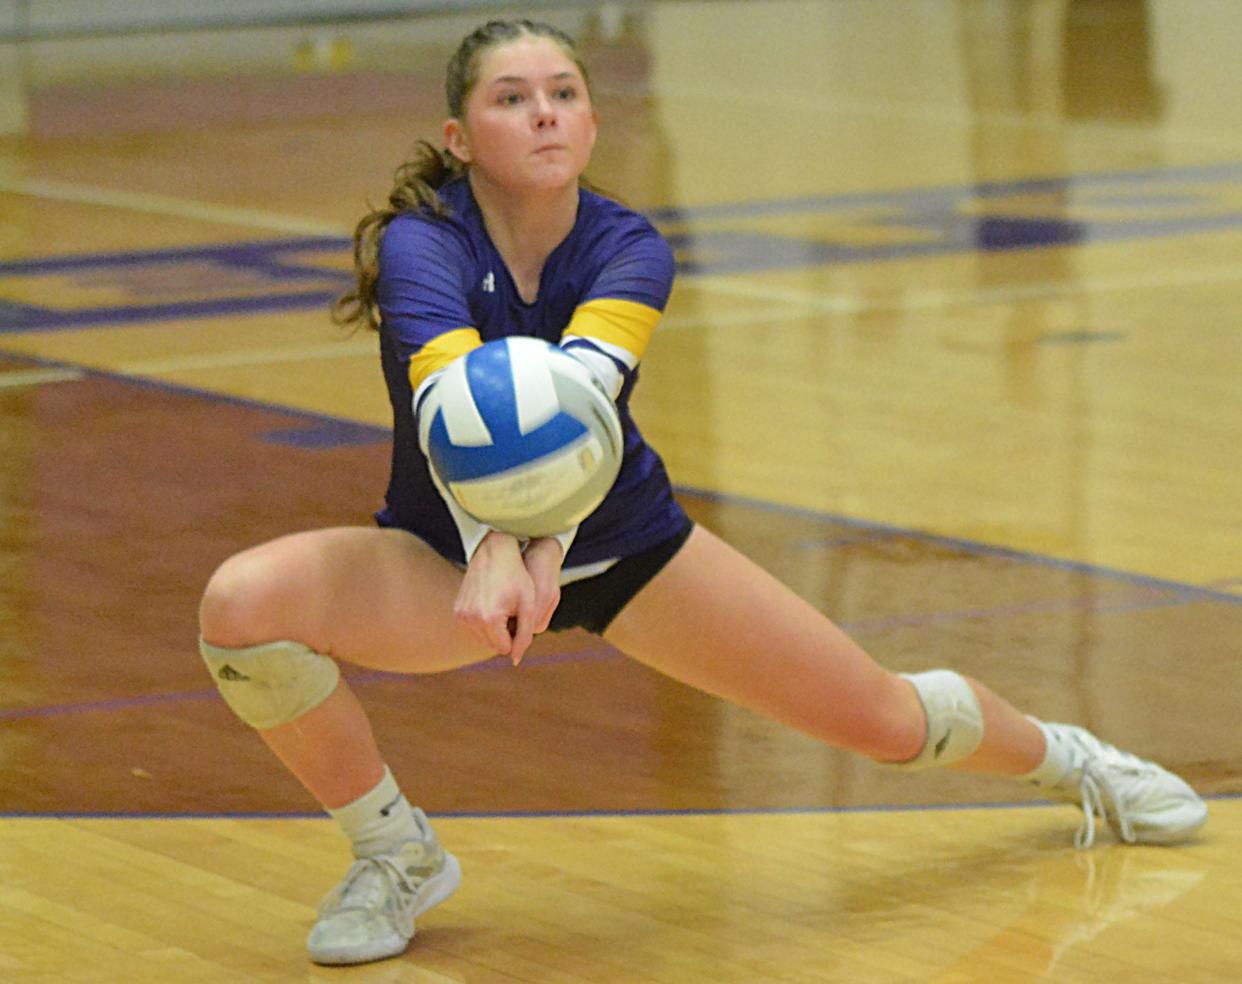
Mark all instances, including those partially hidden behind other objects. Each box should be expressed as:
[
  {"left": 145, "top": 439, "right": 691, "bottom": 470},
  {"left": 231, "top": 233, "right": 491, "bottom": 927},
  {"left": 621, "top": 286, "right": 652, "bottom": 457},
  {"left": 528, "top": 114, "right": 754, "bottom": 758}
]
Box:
[{"left": 197, "top": 19, "right": 1207, "bottom": 967}]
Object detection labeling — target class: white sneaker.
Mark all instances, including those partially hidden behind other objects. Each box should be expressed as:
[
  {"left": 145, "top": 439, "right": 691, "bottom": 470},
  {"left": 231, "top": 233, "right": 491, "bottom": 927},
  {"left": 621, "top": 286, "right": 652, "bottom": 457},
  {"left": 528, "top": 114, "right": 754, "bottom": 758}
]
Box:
[
  {"left": 1039, "top": 724, "right": 1207, "bottom": 848},
  {"left": 307, "top": 808, "right": 462, "bottom": 965}
]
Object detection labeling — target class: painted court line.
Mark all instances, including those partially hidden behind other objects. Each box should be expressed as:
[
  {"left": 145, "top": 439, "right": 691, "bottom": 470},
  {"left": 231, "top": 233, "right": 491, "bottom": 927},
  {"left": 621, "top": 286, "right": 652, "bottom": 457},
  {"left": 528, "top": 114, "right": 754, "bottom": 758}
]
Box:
[
  {"left": 7, "top": 158, "right": 1242, "bottom": 331},
  {"left": 0, "top": 647, "right": 620, "bottom": 723},
  {"left": 1, "top": 345, "right": 1237, "bottom": 610},
  {"left": 0, "top": 367, "right": 85, "bottom": 389},
  {"left": 6, "top": 793, "right": 1239, "bottom": 822},
  {"left": 666, "top": 87, "right": 1242, "bottom": 154},
  {"left": 0, "top": 563, "right": 1226, "bottom": 726},
  {"left": 114, "top": 339, "right": 377, "bottom": 374},
  {"left": 0, "top": 177, "right": 350, "bottom": 237},
  {"left": 691, "top": 261, "right": 1242, "bottom": 314},
  {"left": 847, "top": 589, "right": 1202, "bottom": 638},
  {"left": 1, "top": 548, "right": 1206, "bottom": 726},
  {"left": 109, "top": 310, "right": 814, "bottom": 374}
]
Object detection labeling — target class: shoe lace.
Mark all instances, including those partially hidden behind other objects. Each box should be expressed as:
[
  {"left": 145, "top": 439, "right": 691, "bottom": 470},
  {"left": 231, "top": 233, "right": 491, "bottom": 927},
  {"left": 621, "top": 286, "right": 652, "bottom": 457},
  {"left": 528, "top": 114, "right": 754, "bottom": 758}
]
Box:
[
  {"left": 1073, "top": 765, "right": 1137, "bottom": 849},
  {"left": 1068, "top": 731, "right": 1150, "bottom": 849},
  {"left": 319, "top": 854, "right": 416, "bottom": 919}
]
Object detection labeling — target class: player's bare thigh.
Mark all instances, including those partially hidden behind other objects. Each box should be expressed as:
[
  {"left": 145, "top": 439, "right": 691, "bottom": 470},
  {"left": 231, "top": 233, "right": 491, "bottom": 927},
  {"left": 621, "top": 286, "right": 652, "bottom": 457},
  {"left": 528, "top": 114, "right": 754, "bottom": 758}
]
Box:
[
  {"left": 199, "top": 526, "right": 494, "bottom": 673},
  {"left": 604, "top": 523, "right": 924, "bottom": 760}
]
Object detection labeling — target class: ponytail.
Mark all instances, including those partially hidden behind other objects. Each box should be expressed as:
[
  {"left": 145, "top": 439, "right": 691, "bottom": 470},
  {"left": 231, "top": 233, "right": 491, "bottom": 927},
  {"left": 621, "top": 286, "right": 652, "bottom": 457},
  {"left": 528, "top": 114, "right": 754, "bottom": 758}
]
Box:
[{"left": 331, "top": 140, "right": 465, "bottom": 331}]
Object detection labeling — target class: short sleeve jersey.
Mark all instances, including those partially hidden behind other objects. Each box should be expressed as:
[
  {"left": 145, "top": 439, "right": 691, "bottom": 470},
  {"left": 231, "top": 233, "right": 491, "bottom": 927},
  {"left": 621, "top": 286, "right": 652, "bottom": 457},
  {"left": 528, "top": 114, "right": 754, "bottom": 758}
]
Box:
[{"left": 374, "top": 176, "right": 687, "bottom": 566}]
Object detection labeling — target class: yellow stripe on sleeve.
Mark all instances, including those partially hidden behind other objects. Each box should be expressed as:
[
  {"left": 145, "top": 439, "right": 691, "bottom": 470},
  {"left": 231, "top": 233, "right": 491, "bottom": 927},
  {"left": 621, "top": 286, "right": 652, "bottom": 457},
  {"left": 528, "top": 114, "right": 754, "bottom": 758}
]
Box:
[
  {"left": 407, "top": 327, "right": 483, "bottom": 392},
  {"left": 564, "top": 298, "right": 662, "bottom": 362}
]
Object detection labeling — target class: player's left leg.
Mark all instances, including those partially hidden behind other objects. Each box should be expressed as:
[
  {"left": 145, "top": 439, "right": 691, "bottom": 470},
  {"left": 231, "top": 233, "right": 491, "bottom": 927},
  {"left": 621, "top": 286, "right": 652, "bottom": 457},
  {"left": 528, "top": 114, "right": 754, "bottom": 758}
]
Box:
[
  {"left": 604, "top": 524, "right": 1206, "bottom": 846},
  {"left": 198, "top": 526, "right": 487, "bottom": 964}
]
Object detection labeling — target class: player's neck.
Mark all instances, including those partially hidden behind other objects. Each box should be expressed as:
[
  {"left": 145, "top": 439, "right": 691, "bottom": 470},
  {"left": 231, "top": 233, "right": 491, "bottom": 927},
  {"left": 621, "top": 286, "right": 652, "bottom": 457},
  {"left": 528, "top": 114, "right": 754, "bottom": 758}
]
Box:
[{"left": 469, "top": 173, "right": 579, "bottom": 302}]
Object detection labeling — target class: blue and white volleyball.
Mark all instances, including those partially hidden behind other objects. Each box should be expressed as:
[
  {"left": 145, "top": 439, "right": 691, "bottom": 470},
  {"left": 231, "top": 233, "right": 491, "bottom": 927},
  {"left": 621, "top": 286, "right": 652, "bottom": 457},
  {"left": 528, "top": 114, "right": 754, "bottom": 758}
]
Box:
[{"left": 424, "top": 337, "right": 624, "bottom": 537}]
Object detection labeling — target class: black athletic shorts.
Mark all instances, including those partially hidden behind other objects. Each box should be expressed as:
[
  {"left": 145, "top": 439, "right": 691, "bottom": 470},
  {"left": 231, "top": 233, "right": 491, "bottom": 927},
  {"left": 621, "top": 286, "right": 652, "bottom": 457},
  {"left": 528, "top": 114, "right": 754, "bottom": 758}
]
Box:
[{"left": 548, "top": 520, "right": 694, "bottom": 635}]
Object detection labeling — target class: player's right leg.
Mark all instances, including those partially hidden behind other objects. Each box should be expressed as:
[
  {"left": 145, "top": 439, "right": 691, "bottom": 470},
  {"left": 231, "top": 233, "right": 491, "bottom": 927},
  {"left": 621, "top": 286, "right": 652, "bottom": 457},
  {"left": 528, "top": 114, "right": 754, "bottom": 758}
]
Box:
[
  {"left": 605, "top": 524, "right": 1206, "bottom": 848},
  {"left": 197, "top": 525, "right": 491, "bottom": 965}
]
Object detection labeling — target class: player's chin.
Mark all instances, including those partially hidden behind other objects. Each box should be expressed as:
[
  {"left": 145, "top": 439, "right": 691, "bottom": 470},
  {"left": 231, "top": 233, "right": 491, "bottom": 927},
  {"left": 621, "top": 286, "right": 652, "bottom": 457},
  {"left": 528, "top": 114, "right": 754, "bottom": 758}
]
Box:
[{"left": 522, "top": 157, "right": 588, "bottom": 189}]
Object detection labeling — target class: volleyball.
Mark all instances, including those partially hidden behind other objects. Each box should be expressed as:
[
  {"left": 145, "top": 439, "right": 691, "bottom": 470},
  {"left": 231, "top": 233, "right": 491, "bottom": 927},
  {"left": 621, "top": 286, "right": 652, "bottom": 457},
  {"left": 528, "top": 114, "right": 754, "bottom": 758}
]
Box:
[{"left": 424, "top": 336, "right": 624, "bottom": 537}]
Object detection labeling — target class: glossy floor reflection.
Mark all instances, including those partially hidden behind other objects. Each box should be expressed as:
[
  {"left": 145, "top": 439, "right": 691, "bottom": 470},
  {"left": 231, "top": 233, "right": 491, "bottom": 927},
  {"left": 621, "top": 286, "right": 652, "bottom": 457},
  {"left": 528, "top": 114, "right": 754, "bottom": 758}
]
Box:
[
  {"left": 1, "top": 0, "right": 1240, "bottom": 979},
  {"left": 0, "top": 359, "right": 1236, "bottom": 816},
  {"left": 3, "top": 805, "right": 1240, "bottom": 982}
]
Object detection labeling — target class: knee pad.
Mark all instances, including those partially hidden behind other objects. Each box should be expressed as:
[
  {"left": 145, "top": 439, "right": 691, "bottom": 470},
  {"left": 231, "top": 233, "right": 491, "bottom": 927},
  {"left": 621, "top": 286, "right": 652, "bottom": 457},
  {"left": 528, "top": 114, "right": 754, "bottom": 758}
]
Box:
[
  {"left": 199, "top": 638, "right": 340, "bottom": 730},
  {"left": 892, "top": 670, "right": 984, "bottom": 770}
]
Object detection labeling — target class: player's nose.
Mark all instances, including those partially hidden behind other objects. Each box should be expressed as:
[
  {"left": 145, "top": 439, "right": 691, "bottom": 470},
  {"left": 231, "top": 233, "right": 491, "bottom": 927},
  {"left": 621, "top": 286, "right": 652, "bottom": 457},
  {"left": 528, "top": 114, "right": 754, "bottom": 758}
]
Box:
[{"left": 532, "top": 93, "right": 557, "bottom": 128}]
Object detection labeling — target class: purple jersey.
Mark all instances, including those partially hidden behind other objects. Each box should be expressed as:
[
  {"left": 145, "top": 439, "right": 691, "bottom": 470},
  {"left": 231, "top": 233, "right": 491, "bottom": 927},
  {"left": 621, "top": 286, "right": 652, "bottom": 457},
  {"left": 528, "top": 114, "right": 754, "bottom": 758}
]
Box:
[{"left": 374, "top": 176, "right": 687, "bottom": 566}]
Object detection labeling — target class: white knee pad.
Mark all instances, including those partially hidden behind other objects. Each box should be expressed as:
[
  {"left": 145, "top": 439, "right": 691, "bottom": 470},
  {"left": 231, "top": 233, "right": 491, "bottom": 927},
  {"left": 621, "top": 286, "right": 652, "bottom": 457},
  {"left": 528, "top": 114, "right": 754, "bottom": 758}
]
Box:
[
  {"left": 199, "top": 638, "right": 341, "bottom": 730},
  {"left": 892, "top": 670, "right": 984, "bottom": 770}
]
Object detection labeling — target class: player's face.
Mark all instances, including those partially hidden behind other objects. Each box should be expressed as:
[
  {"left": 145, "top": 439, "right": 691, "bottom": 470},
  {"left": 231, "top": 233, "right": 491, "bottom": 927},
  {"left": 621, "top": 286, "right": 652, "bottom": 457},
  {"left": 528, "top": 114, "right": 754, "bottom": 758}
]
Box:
[{"left": 447, "top": 37, "right": 597, "bottom": 193}]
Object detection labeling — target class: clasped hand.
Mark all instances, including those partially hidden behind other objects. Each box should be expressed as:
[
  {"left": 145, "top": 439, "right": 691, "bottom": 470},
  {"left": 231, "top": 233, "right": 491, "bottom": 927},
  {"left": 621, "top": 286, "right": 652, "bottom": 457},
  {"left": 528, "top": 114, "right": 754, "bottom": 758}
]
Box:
[{"left": 454, "top": 531, "right": 563, "bottom": 666}]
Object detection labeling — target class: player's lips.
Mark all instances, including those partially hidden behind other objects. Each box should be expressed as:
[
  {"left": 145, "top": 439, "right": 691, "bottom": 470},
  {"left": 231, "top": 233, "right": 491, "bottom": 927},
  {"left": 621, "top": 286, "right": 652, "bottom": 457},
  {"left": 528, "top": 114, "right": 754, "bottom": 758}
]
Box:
[{"left": 533, "top": 143, "right": 567, "bottom": 154}]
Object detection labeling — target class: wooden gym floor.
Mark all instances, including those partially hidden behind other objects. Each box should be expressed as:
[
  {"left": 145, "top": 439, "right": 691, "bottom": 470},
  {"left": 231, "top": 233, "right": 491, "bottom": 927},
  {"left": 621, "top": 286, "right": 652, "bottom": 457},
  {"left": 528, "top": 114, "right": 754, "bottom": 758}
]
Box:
[{"left": 1, "top": 1, "right": 1240, "bottom": 980}]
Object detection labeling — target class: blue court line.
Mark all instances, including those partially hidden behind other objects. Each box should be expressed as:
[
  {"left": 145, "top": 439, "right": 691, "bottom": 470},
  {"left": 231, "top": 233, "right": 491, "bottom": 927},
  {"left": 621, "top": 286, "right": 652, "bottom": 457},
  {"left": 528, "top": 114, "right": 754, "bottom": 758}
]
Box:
[
  {"left": 0, "top": 578, "right": 1207, "bottom": 724},
  {"left": 0, "top": 236, "right": 346, "bottom": 273},
  {"left": 5, "top": 157, "right": 1240, "bottom": 273},
  {"left": 0, "top": 347, "right": 385, "bottom": 440},
  {"left": 841, "top": 586, "right": 1207, "bottom": 638},
  {"left": 679, "top": 484, "right": 1241, "bottom": 609},
  {"left": 1, "top": 171, "right": 1233, "bottom": 822},
  {"left": 0, "top": 350, "right": 1236, "bottom": 747},
  {"left": 0, "top": 646, "right": 620, "bottom": 723},
  {"left": 7, "top": 158, "right": 1242, "bottom": 332},
  {"left": 0, "top": 576, "right": 1212, "bottom": 720},
  {"left": 646, "top": 158, "right": 1242, "bottom": 223},
  {"left": 3, "top": 793, "right": 1238, "bottom": 822},
  {"left": 1, "top": 344, "right": 1237, "bottom": 612},
  {"left": 0, "top": 578, "right": 1209, "bottom": 725}
]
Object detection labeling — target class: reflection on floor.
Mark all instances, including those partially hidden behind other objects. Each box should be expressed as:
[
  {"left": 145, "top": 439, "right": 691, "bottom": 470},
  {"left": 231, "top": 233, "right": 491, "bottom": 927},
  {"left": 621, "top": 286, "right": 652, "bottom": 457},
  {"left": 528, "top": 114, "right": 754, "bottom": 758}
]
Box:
[{"left": 1, "top": 360, "right": 1236, "bottom": 817}]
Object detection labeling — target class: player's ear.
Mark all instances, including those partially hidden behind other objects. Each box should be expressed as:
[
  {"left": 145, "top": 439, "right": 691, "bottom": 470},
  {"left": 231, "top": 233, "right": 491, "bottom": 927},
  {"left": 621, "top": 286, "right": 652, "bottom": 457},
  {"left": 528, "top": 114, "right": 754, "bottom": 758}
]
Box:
[{"left": 444, "top": 118, "right": 471, "bottom": 165}]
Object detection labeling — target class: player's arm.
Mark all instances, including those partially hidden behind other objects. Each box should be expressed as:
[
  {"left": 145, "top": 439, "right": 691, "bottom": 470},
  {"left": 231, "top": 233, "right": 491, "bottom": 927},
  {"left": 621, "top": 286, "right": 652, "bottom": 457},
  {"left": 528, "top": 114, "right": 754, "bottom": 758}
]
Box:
[
  {"left": 559, "top": 226, "right": 675, "bottom": 399},
  {"left": 378, "top": 216, "right": 507, "bottom": 563},
  {"left": 378, "top": 217, "right": 564, "bottom": 655},
  {"left": 415, "top": 374, "right": 562, "bottom": 660},
  {"left": 410, "top": 347, "right": 499, "bottom": 563}
]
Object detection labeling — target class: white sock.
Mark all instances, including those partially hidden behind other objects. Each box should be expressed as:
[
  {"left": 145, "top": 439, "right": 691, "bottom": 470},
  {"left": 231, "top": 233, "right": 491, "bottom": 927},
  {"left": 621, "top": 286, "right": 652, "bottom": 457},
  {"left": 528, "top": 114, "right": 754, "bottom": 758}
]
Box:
[
  {"left": 327, "top": 765, "right": 422, "bottom": 858},
  {"left": 1020, "top": 718, "right": 1076, "bottom": 787}
]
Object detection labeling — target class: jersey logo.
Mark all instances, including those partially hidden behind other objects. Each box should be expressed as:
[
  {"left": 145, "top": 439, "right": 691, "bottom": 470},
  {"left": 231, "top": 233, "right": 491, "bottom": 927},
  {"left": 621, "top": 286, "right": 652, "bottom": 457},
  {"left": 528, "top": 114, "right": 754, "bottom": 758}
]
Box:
[{"left": 482, "top": 272, "right": 495, "bottom": 293}]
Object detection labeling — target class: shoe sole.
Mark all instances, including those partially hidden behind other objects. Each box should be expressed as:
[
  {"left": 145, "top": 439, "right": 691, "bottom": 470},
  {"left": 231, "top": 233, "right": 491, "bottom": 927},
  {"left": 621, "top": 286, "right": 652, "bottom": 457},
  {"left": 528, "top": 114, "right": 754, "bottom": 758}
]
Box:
[{"left": 1124, "top": 803, "right": 1209, "bottom": 845}]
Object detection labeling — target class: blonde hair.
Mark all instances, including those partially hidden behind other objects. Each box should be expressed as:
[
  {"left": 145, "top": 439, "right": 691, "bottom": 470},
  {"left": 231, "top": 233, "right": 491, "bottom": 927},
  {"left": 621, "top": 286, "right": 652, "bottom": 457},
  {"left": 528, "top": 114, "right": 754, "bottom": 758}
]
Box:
[{"left": 332, "top": 20, "right": 591, "bottom": 331}]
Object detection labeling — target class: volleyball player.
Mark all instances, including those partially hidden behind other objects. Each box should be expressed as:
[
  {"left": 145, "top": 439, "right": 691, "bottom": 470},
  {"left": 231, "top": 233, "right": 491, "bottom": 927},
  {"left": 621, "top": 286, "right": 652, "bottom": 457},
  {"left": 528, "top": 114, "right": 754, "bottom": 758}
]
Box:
[{"left": 197, "top": 19, "right": 1206, "bottom": 966}]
